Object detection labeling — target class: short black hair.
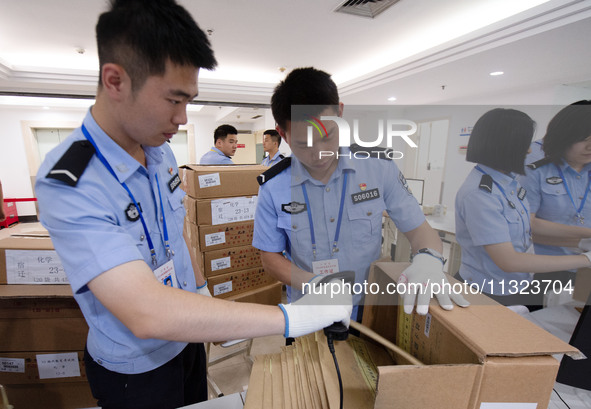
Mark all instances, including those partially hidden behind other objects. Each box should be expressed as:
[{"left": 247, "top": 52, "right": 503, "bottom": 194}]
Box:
[
  {"left": 543, "top": 100, "right": 591, "bottom": 164},
  {"left": 214, "top": 124, "right": 238, "bottom": 143},
  {"left": 466, "top": 108, "right": 536, "bottom": 175},
  {"left": 271, "top": 67, "right": 339, "bottom": 130},
  {"left": 263, "top": 129, "right": 281, "bottom": 147},
  {"left": 96, "top": 0, "right": 217, "bottom": 92}
]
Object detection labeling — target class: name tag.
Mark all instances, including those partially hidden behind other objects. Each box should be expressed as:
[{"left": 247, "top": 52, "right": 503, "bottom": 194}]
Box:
[
  {"left": 351, "top": 188, "right": 380, "bottom": 204},
  {"left": 312, "top": 259, "right": 340, "bottom": 276},
  {"left": 153, "top": 259, "right": 179, "bottom": 288}
]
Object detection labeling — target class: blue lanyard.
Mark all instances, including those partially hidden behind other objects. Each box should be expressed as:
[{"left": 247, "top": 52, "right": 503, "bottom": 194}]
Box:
[
  {"left": 301, "top": 172, "right": 348, "bottom": 259},
  {"left": 475, "top": 166, "right": 531, "bottom": 246},
  {"left": 81, "top": 125, "right": 171, "bottom": 265},
  {"left": 555, "top": 164, "right": 591, "bottom": 225}
]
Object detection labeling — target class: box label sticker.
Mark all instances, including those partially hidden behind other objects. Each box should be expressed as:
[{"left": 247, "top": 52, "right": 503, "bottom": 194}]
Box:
[
  {"left": 211, "top": 256, "right": 231, "bottom": 271},
  {"left": 198, "top": 173, "right": 221, "bottom": 188},
  {"left": 205, "top": 232, "right": 226, "bottom": 247},
  {"left": 211, "top": 197, "right": 257, "bottom": 225},
  {"left": 480, "top": 404, "right": 537, "bottom": 409},
  {"left": 213, "top": 281, "right": 232, "bottom": 296},
  {"left": 36, "top": 352, "right": 81, "bottom": 379},
  {"left": 0, "top": 357, "right": 25, "bottom": 373},
  {"left": 5, "top": 249, "right": 69, "bottom": 284}
]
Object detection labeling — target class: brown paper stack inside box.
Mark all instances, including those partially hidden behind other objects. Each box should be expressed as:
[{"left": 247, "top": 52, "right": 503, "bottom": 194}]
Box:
[
  {"left": 180, "top": 164, "right": 281, "bottom": 302},
  {"left": 244, "top": 331, "right": 395, "bottom": 409},
  {"left": 243, "top": 261, "right": 584, "bottom": 409}
]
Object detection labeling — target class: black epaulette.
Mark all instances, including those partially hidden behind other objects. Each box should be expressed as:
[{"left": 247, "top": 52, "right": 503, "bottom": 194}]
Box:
[
  {"left": 46, "top": 140, "right": 95, "bottom": 186},
  {"left": 479, "top": 174, "right": 493, "bottom": 193},
  {"left": 278, "top": 154, "right": 285, "bottom": 160},
  {"left": 526, "top": 157, "right": 551, "bottom": 170},
  {"left": 257, "top": 157, "right": 291, "bottom": 185},
  {"left": 350, "top": 144, "right": 392, "bottom": 160}
]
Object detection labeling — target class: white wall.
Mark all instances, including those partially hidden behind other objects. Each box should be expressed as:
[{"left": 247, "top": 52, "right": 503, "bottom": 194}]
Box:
[{"left": 0, "top": 106, "right": 259, "bottom": 217}]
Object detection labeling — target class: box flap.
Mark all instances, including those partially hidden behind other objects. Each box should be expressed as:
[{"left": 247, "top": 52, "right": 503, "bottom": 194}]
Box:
[
  {"left": 0, "top": 284, "right": 74, "bottom": 298},
  {"left": 181, "top": 164, "right": 267, "bottom": 173},
  {"left": 375, "top": 364, "right": 481, "bottom": 409},
  {"left": 0, "top": 236, "right": 54, "bottom": 250},
  {"left": 374, "top": 262, "right": 582, "bottom": 360}
]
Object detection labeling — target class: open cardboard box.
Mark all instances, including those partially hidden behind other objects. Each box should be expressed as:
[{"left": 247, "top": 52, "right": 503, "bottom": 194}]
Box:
[{"left": 362, "top": 261, "right": 584, "bottom": 409}]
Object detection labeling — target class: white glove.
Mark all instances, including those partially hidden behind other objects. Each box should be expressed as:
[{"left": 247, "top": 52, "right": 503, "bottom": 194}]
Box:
[
  {"left": 582, "top": 251, "right": 591, "bottom": 264},
  {"left": 196, "top": 281, "right": 212, "bottom": 297},
  {"left": 278, "top": 276, "right": 352, "bottom": 338},
  {"left": 579, "top": 238, "right": 591, "bottom": 252},
  {"left": 399, "top": 253, "right": 470, "bottom": 315}
]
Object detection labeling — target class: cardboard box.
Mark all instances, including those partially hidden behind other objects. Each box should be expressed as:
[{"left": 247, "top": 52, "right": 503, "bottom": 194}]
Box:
[
  {"left": 574, "top": 267, "right": 591, "bottom": 304},
  {"left": 228, "top": 282, "right": 283, "bottom": 305},
  {"left": 180, "top": 164, "right": 266, "bottom": 199},
  {"left": 198, "top": 221, "right": 255, "bottom": 252},
  {"left": 208, "top": 267, "right": 277, "bottom": 299},
  {"left": 361, "top": 262, "right": 582, "bottom": 409},
  {"left": 0, "top": 350, "right": 87, "bottom": 385},
  {"left": 203, "top": 245, "right": 261, "bottom": 277},
  {"left": 185, "top": 196, "right": 257, "bottom": 226},
  {"left": 3, "top": 381, "right": 96, "bottom": 409},
  {"left": 0, "top": 235, "right": 68, "bottom": 285},
  {"left": 0, "top": 285, "right": 88, "bottom": 352}
]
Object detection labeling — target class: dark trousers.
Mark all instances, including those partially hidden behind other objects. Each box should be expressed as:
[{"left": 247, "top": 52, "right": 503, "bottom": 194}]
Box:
[{"left": 84, "top": 343, "right": 207, "bottom": 409}]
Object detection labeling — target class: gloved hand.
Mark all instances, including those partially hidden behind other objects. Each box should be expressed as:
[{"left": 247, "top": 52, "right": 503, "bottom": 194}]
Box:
[
  {"left": 278, "top": 275, "right": 352, "bottom": 338},
  {"left": 196, "top": 281, "right": 212, "bottom": 297},
  {"left": 578, "top": 238, "right": 591, "bottom": 252},
  {"left": 582, "top": 251, "right": 591, "bottom": 264},
  {"left": 399, "top": 253, "right": 470, "bottom": 315}
]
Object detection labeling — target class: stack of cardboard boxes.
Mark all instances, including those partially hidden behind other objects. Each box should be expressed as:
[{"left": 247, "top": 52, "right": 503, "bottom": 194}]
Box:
[
  {"left": 180, "top": 164, "right": 282, "bottom": 304},
  {"left": 0, "top": 234, "right": 95, "bottom": 408}
]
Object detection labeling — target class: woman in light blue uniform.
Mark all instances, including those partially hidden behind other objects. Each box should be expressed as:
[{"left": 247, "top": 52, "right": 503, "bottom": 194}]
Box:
[
  {"left": 455, "top": 108, "right": 591, "bottom": 308},
  {"left": 520, "top": 101, "right": 591, "bottom": 294}
]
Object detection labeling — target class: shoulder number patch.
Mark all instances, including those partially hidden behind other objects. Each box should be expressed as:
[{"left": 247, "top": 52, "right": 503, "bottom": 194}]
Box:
[{"left": 168, "top": 173, "right": 181, "bottom": 193}]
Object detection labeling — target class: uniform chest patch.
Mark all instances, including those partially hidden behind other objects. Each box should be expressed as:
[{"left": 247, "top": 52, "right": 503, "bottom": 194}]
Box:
[
  {"left": 517, "top": 187, "right": 527, "bottom": 201},
  {"left": 282, "top": 202, "right": 307, "bottom": 214},
  {"left": 351, "top": 188, "right": 380, "bottom": 204},
  {"left": 126, "top": 203, "right": 142, "bottom": 222},
  {"left": 168, "top": 173, "right": 181, "bottom": 192},
  {"left": 546, "top": 176, "right": 563, "bottom": 185}
]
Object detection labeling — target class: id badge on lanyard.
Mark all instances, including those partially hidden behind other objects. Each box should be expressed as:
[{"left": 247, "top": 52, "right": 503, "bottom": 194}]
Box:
[
  {"left": 312, "top": 259, "right": 340, "bottom": 276},
  {"left": 153, "top": 259, "right": 179, "bottom": 288}
]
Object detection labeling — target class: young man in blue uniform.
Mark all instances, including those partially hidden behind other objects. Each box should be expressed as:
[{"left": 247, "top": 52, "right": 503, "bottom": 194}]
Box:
[
  {"left": 253, "top": 67, "right": 469, "bottom": 321},
  {"left": 35, "top": 3, "right": 351, "bottom": 408},
  {"left": 261, "top": 129, "right": 285, "bottom": 166},
  {"left": 199, "top": 124, "right": 237, "bottom": 164}
]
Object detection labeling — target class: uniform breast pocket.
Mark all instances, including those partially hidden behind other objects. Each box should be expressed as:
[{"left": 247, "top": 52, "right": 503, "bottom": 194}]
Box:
[
  {"left": 166, "top": 189, "right": 186, "bottom": 235},
  {"left": 347, "top": 203, "right": 384, "bottom": 244},
  {"left": 278, "top": 212, "right": 311, "bottom": 251},
  {"left": 540, "top": 182, "right": 568, "bottom": 219},
  {"left": 502, "top": 207, "right": 525, "bottom": 244}
]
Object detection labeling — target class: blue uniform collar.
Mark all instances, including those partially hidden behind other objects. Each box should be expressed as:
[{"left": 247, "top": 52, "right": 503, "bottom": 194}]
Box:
[
  {"left": 477, "top": 164, "right": 517, "bottom": 187},
  {"left": 290, "top": 147, "right": 356, "bottom": 187},
  {"left": 211, "top": 146, "right": 230, "bottom": 158},
  {"left": 559, "top": 159, "right": 591, "bottom": 175},
  {"left": 83, "top": 110, "right": 163, "bottom": 183}
]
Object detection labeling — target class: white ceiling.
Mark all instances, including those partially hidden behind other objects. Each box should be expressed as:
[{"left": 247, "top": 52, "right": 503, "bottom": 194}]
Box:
[{"left": 0, "top": 0, "right": 590, "bottom": 108}]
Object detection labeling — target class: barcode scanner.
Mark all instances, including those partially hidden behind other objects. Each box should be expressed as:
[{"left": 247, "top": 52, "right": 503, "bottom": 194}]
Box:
[{"left": 317, "top": 270, "right": 355, "bottom": 409}]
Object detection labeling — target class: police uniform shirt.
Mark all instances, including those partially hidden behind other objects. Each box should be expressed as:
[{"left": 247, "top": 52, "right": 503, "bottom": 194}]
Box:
[
  {"left": 35, "top": 110, "right": 196, "bottom": 374},
  {"left": 199, "top": 146, "right": 234, "bottom": 165},
  {"left": 455, "top": 165, "right": 533, "bottom": 295},
  {"left": 261, "top": 151, "right": 284, "bottom": 167},
  {"left": 520, "top": 159, "right": 591, "bottom": 257},
  {"left": 252, "top": 148, "right": 425, "bottom": 316}
]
